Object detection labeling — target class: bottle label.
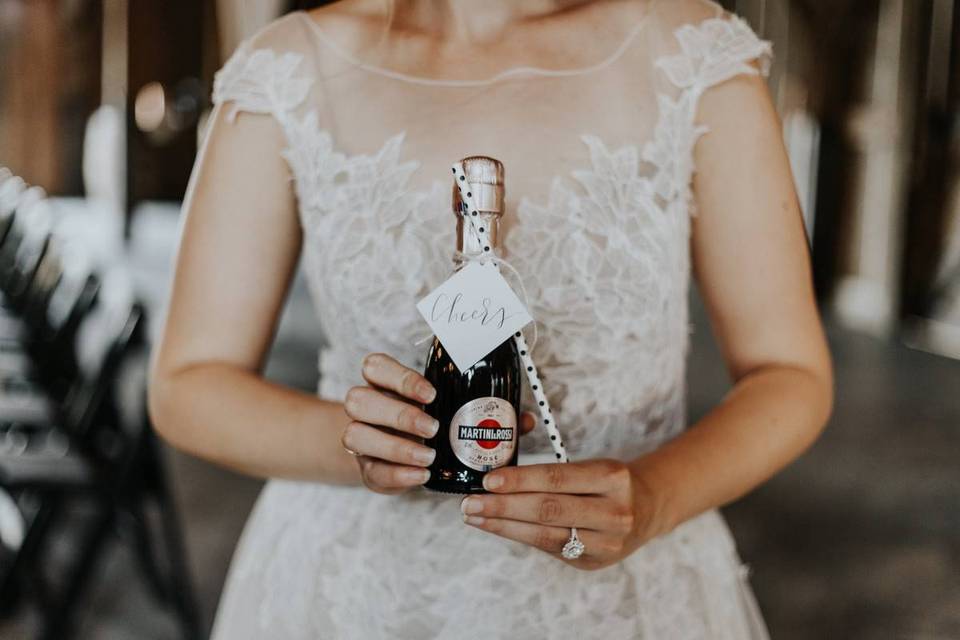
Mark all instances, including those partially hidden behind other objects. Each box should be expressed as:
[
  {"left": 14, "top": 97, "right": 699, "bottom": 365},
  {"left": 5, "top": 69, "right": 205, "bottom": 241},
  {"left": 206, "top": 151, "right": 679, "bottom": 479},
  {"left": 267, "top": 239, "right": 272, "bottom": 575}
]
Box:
[{"left": 449, "top": 396, "right": 517, "bottom": 472}]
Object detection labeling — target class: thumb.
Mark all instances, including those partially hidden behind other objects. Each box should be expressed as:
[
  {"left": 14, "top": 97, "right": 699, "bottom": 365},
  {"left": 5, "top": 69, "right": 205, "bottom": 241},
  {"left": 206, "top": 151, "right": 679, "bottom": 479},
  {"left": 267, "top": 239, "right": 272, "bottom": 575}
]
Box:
[{"left": 519, "top": 411, "right": 538, "bottom": 436}]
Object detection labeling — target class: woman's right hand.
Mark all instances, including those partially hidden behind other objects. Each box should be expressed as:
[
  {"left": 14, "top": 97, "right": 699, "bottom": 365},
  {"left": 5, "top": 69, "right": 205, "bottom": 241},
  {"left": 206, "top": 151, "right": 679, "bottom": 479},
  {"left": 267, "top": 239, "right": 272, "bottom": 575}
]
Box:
[{"left": 341, "top": 353, "right": 441, "bottom": 495}]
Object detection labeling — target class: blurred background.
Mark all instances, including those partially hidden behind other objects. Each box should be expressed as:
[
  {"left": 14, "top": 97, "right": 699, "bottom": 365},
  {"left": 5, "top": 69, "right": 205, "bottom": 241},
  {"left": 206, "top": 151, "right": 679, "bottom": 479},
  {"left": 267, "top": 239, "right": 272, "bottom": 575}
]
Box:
[{"left": 0, "top": 0, "right": 958, "bottom": 638}]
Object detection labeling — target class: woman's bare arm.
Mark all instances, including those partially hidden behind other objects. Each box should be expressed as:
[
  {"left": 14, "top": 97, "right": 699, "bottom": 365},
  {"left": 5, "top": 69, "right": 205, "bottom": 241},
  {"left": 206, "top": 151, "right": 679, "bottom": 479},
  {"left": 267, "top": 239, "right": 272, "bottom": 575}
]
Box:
[
  {"left": 147, "top": 103, "right": 360, "bottom": 483},
  {"left": 630, "top": 71, "right": 835, "bottom": 535}
]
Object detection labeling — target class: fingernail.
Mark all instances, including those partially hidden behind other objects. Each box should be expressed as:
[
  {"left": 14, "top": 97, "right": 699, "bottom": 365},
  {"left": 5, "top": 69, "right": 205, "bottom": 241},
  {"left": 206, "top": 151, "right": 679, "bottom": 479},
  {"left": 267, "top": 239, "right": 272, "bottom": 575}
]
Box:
[
  {"left": 483, "top": 474, "right": 504, "bottom": 490},
  {"left": 460, "top": 497, "right": 483, "bottom": 515},
  {"left": 419, "top": 383, "right": 437, "bottom": 403},
  {"left": 413, "top": 448, "right": 436, "bottom": 466},
  {"left": 463, "top": 515, "right": 485, "bottom": 526},
  {"left": 414, "top": 468, "right": 430, "bottom": 484},
  {"left": 418, "top": 416, "right": 440, "bottom": 437}
]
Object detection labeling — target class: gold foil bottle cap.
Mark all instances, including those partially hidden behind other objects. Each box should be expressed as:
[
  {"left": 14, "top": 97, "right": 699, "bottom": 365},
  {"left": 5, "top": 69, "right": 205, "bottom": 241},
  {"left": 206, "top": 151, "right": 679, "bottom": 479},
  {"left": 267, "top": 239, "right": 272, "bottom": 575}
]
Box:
[{"left": 452, "top": 155, "right": 504, "bottom": 216}]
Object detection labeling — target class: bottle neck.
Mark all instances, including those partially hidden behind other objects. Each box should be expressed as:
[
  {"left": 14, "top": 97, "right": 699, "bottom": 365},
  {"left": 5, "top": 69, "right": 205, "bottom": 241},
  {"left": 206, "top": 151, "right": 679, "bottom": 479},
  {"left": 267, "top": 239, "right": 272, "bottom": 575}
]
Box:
[{"left": 456, "top": 211, "right": 501, "bottom": 258}]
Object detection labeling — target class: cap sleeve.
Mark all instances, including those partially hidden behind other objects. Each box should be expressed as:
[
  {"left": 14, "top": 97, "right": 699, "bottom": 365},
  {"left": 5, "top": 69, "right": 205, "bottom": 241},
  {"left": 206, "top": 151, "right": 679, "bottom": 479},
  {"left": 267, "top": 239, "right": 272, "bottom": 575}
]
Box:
[
  {"left": 656, "top": 13, "right": 772, "bottom": 94},
  {"left": 212, "top": 40, "right": 312, "bottom": 124},
  {"left": 642, "top": 5, "right": 774, "bottom": 205}
]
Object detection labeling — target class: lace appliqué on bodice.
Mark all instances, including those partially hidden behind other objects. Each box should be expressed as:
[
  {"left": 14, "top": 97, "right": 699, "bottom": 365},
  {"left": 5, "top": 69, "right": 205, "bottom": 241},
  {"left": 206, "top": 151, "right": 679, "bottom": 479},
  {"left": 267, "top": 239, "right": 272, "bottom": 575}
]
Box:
[{"left": 212, "top": 13, "right": 771, "bottom": 463}]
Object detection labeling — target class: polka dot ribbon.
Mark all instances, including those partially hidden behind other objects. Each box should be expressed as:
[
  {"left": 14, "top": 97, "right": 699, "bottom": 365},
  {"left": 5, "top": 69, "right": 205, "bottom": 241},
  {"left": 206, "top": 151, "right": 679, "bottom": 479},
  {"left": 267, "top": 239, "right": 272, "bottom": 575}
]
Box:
[{"left": 451, "top": 162, "right": 569, "bottom": 464}]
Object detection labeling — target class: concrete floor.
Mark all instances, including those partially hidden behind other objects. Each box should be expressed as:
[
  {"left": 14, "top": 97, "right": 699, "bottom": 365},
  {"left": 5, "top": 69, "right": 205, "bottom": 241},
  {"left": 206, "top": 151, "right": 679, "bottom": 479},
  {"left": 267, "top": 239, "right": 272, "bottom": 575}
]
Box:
[{"left": 2, "top": 289, "right": 958, "bottom": 639}]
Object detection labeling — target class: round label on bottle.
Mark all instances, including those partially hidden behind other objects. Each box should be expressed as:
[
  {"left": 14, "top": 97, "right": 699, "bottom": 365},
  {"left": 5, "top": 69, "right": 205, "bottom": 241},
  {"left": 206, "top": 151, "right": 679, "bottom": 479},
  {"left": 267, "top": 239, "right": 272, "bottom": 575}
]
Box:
[{"left": 449, "top": 397, "right": 517, "bottom": 472}]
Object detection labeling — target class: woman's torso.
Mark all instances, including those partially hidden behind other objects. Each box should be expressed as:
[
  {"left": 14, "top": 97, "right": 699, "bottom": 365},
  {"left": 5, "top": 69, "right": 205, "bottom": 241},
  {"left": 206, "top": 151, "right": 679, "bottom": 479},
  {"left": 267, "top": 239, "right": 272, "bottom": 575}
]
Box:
[
  {"left": 208, "top": 2, "right": 774, "bottom": 637},
  {"left": 211, "top": 0, "right": 757, "bottom": 461}
]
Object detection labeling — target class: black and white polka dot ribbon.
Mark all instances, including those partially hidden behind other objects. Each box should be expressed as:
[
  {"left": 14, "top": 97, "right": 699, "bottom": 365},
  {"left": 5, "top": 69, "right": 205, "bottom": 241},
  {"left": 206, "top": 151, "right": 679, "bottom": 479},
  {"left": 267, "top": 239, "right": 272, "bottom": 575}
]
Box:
[{"left": 451, "top": 162, "right": 569, "bottom": 464}]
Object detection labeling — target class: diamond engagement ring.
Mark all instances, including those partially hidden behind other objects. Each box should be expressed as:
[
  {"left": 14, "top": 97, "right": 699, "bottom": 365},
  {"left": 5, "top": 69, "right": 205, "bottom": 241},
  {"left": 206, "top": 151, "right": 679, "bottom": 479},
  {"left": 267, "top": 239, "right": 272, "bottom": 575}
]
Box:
[{"left": 561, "top": 527, "right": 585, "bottom": 559}]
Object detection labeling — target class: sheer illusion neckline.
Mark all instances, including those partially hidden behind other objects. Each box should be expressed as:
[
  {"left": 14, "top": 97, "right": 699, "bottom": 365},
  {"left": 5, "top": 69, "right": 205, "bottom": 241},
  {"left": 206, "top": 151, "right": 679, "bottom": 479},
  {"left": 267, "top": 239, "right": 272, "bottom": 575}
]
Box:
[{"left": 294, "top": 1, "right": 659, "bottom": 88}]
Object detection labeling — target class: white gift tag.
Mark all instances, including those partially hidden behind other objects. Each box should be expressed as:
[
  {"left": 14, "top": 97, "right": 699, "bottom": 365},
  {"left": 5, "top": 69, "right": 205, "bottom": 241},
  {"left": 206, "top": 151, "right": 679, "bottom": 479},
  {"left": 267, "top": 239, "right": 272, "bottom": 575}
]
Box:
[{"left": 416, "top": 261, "right": 533, "bottom": 372}]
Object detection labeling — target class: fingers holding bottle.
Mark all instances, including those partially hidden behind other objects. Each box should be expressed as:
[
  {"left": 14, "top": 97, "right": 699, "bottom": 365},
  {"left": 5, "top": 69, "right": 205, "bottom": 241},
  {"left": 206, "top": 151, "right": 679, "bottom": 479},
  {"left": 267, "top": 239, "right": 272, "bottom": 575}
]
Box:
[
  {"left": 340, "top": 420, "right": 436, "bottom": 468},
  {"left": 343, "top": 352, "right": 440, "bottom": 494},
  {"left": 360, "top": 352, "right": 436, "bottom": 404},
  {"left": 344, "top": 385, "right": 439, "bottom": 438},
  {"left": 340, "top": 421, "right": 434, "bottom": 494}
]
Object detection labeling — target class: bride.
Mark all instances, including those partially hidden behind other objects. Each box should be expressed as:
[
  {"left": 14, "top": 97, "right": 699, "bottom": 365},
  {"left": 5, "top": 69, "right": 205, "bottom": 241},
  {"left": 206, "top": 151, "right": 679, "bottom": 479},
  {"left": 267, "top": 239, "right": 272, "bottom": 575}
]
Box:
[{"left": 148, "top": 0, "right": 834, "bottom": 637}]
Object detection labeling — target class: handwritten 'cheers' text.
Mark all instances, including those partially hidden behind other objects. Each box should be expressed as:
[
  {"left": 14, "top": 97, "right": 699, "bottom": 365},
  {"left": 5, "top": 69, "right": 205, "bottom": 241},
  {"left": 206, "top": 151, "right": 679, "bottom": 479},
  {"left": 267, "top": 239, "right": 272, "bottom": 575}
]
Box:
[
  {"left": 415, "top": 261, "right": 533, "bottom": 371},
  {"left": 431, "top": 293, "right": 518, "bottom": 329}
]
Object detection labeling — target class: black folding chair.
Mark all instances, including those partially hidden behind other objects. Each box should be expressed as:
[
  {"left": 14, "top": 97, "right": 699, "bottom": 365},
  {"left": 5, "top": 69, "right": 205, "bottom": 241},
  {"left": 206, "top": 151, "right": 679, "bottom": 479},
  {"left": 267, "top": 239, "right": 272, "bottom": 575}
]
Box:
[
  {"left": 0, "top": 175, "right": 200, "bottom": 638},
  {"left": 0, "top": 195, "right": 103, "bottom": 432},
  {"left": 0, "top": 173, "right": 25, "bottom": 251},
  {"left": 0, "top": 192, "right": 52, "bottom": 311},
  {"left": 1, "top": 249, "right": 101, "bottom": 413},
  {"left": 0, "top": 299, "right": 201, "bottom": 639}
]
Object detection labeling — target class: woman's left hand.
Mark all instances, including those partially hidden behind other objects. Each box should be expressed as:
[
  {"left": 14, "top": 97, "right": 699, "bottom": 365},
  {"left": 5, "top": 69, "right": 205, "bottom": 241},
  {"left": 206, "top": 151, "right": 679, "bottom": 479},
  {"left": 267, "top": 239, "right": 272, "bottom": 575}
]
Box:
[{"left": 460, "top": 459, "right": 667, "bottom": 570}]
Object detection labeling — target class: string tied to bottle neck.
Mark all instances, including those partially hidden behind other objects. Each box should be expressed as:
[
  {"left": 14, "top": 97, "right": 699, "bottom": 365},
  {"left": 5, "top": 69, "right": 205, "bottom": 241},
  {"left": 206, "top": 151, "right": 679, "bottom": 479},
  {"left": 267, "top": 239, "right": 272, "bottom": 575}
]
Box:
[{"left": 450, "top": 240, "right": 539, "bottom": 355}]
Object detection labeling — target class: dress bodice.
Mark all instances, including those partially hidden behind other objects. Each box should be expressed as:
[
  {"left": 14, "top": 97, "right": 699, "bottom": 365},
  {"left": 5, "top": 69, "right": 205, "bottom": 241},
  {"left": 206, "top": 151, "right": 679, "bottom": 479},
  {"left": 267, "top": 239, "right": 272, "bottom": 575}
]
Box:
[{"left": 210, "top": 0, "right": 771, "bottom": 461}]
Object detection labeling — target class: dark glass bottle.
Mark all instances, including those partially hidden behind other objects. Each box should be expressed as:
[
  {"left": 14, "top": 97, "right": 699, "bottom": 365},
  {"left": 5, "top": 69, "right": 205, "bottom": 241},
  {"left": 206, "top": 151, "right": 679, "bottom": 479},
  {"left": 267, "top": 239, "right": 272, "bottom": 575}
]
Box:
[{"left": 422, "top": 156, "right": 522, "bottom": 494}]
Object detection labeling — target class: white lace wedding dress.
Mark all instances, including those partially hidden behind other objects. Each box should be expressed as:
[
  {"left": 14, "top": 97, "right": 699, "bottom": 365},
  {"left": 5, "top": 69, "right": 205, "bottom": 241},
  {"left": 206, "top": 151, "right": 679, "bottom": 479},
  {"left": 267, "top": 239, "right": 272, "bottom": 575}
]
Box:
[{"left": 207, "top": 1, "right": 773, "bottom": 637}]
